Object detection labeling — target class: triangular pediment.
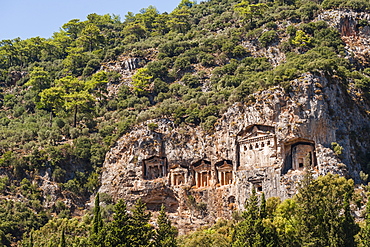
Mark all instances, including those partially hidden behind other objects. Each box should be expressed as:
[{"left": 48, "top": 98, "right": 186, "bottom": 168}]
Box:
[
  {"left": 238, "top": 124, "right": 275, "bottom": 138},
  {"left": 216, "top": 163, "right": 233, "bottom": 171},
  {"left": 193, "top": 162, "right": 211, "bottom": 171}
]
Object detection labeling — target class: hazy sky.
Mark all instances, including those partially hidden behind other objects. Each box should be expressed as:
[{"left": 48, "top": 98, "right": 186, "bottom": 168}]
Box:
[{"left": 0, "top": 0, "right": 181, "bottom": 41}]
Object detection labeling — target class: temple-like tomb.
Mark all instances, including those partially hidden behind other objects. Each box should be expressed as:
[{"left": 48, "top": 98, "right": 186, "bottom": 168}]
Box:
[
  {"left": 169, "top": 164, "right": 188, "bottom": 186},
  {"left": 215, "top": 160, "right": 233, "bottom": 186},
  {"left": 237, "top": 125, "right": 277, "bottom": 170},
  {"left": 192, "top": 160, "right": 212, "bottom": 188},
  {"left": 143, "top": 156, "right": 167, "bottom": 180},
  {"left": 282, "top": 138, "right": 316, "bottom": 174}
]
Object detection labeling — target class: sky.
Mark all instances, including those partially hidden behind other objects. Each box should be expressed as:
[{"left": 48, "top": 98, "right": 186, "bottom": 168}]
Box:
[{"left": 0, "top": 0, "right": 182, "bottom": 41}]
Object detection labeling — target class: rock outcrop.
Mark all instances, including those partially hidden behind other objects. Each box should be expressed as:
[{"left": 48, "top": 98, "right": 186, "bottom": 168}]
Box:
[
  {"left": 99, "top": 73, "right": 370, "bottom": 233},
  {"left": 318, "top": 10, "right": 370, "bottom": 67}
]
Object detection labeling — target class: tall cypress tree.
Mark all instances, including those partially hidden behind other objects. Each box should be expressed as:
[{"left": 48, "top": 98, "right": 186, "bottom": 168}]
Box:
[
  {"left": 260, "top": 193, "right": 278, "bottom": 247},
  {"left": 91, "top": 193, "right": 103, "bottom": 235},
  {"left": 342, "top": 192, "right": 358, "bottom": 247},
  {"left": 153, "top": 204, "right": 178, "bottom": 247},
  {"left": 28, "top": 231, "right": 33, "bottom": 247}
]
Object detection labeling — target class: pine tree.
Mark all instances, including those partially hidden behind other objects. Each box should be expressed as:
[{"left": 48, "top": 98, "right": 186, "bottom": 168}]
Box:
[
  {"left": 295, "top": 173, "right": 359, "bottom": 246},
  {"left": 103, "top": 199, "right": 130, "bottom": 247},
  {"left": 232, "top": 188, "right": 264, "bottom": 247},
  {"left": 154, "top": 204, "right": 178, "bottom": 247},
  {"left": 127, "top": 198, "right": 154, "bottom": 247}
]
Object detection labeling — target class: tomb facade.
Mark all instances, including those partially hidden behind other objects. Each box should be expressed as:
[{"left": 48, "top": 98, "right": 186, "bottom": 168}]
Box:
[
  {"left": 143, "top": 156, "right": 167, "bottom": 180},
  {"left": 169, "top": 165, "right": 188, "bottom": 186},
  {"left": 215, "top": 160, "right": 233, "bottom": 186},
  {"left": 237, "top": 125, "right": 277, "bottom": 170},
  {"left": 292, "top": 144, "right": 314, "bottom": 170},
  {"left": 192, "top": 160, "right": 212, "bottom": 188},
  {"left": 282, "top": 138, "right": 316, "bottom": 174},
  {"left": 248, "top": 175, "right": 264, "bottom": 192}
]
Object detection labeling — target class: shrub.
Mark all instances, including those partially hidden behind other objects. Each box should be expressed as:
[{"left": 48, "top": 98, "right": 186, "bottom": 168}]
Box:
[
  {"left": 341, "top": 0, "right": 370, "bottom": 12},
  {"left": 232, "top": 45, "right": 249, "bottom": 58},
  {"left": 82, "top": 59, "right": 101, "bottom": 77},
  {"left": 198, "top": 52, "right": 216, "bottom": 67},
  {"left": 259, "top": 30, "right": 278, "bottom": 47},
  {"left": 201, "top": 116, "right": 218, "bottom": 132},
  {"left": 174, "top": 56, "right": 192, "bottom": 72},
  {"left": 147, "top": 122, "right": 158, "bottom": 131},
  {"left": 322, "top": 0, "right": 345, "bottom": 9},
  {"left": 52, "top": 166, "right": 66, "bottom": 183},
  {"left": 331, "top": 142, "right": 344, "bottom": 157},
  {"left": 73, "top": 136, "right": 91, "bottom": 160},
  {"left": 153, "top": 78, "right": 169, "bottom": 95},
  {"left": 182, "top": 73, "right": 201, "bottom": 88}
]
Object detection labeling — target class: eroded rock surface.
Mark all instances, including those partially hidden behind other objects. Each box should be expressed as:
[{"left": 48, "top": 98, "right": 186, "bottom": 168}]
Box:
[{"left": 99, "top": 73, "right": 370, "bottom": 233}]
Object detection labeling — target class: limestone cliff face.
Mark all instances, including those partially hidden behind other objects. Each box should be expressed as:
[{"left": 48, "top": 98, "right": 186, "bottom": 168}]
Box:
[
  {"left": 99, "top": 72, "right": 370, "bottom": 232},
  {"left": 318, "top": 9, "right": 370, "bottom": 67}
]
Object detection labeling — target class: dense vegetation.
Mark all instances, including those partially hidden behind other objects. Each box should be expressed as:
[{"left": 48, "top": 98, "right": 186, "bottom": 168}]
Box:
[
  {"left": 0, "top": 0, "right": 369, "bottom": 245},
  {"left": 19, "top": 173, "right": 370, "bottom": 246}
]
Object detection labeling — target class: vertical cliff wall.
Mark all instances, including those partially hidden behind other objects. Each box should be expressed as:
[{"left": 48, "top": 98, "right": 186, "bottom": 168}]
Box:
[{"left": 99, "top": 72, "right": 370, "bottom": 232}]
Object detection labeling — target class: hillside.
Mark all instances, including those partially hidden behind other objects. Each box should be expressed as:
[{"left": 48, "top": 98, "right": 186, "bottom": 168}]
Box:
[{"left": 1, "top": 0, "right": 370, "bottom": 245}]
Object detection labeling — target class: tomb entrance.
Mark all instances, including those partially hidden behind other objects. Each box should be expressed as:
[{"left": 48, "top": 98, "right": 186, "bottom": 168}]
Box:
[
  {"left": 282, "top": 138, "right": 316, "bottom": 174},
  {"left": 248, "top": 175, "right": 264, "bottom": 192}
]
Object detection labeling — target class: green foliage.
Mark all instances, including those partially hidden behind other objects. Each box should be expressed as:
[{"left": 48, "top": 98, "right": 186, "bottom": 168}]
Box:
[
  {"left": 0, "top": 199, "right": 49, "bottom": 245},
  {"left": 232, "top": 189, "right": 275, "bottom": 247},
  {"left": 100, "top": 198, "right": 155, "bottom": 247},
  {"left": 322, "top": 0, "right": 370, "bottom": 11},
  {"left": 21, "top": 218, "right": 90, "bottom": 247},
  {"left": 91, "top": 193, "right": 103, "bottom": 235},
  {"left": 291, "top": 30, "right": 312, "bottom": 48},
  {"left": 147, "top": 122, "right": 159, "bottom": 131},
  {"left": 234, "top": 1, "right": 268, "bottom": 23},
  {"left": 331, "top": 142, "right": 344, "bottom": 156},
  {"left": 132, "top": 68, "right": 153, "bottom": 96},
  {"left": 154, "top": 205, "right": 178, "bottom": 247},
  {"left": 101, "top": 199, "right": 130, "bottom": 246},
  {"left": 25, "top": 67, "right": 51, "bottom": 93},
  {"left": 295, "top": 173, "right": 359, "bottom": 247},
  {"left": 0, "top": 1, "right": 370, "bottom": 245},
  {"left": 359, "top": 193, "right": 370, "bottom": 247},
  {"left": 179, "top": 219, "right": 232, "bottom": 247},
  {"left": 259, "top": 30, "right": 278, "bottom": 47}
]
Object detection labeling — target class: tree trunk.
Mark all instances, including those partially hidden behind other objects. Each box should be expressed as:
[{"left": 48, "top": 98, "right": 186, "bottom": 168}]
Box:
[
  {"left": 49, "top": 111, "right": 53, "bottom": 127},
  {"left": 73, "top": 105, "right": 77, "bottom": 128}
]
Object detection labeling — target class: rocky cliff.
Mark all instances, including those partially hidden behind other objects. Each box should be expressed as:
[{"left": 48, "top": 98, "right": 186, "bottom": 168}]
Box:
[
  {"left": 99, "top": 71, "right": 370, "bottom": 232},
  {"left": 97, "top": 9, "right": 370, "bottom": 233}
]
